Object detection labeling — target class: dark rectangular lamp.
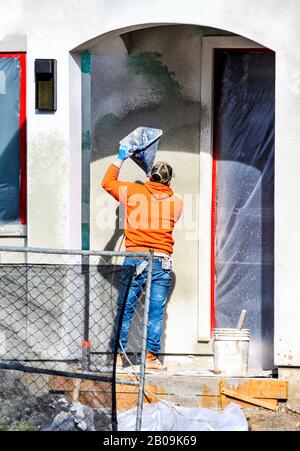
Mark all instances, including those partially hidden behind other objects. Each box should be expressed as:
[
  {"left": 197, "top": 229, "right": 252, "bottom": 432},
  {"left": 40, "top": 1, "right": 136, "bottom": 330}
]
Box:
[{"left": 35, "top": 59, "right": 57, "bottom": 111}]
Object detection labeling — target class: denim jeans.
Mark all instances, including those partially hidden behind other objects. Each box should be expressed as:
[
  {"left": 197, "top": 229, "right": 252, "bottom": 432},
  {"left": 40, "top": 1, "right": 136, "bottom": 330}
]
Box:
[{"left": 117, "top": 257, "right": 172, "bottom": 354}]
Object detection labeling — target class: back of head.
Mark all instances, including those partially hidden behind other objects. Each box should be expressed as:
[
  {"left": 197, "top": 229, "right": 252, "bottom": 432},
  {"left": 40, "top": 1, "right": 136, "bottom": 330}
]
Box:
[{"left": 150, "top": 161, "right": 173, "bottom": 185}]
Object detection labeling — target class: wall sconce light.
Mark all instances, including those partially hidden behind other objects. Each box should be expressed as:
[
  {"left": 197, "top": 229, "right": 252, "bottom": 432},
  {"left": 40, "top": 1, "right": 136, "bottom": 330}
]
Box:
[{"left": 35, "top": 59, "right": 57, "bottom": 111}]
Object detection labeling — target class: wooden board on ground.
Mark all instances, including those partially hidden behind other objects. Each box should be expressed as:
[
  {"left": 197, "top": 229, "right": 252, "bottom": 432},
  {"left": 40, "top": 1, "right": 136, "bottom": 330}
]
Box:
[
  {"left": 222, "top": 380, "right": 288, "bottom": 400},
  {"left": 220, "top": 387, "right": 279, "bottom": 411},
  {"left": 48, "top": 375, "right": 288, "bottom": 411},
  {"left": 49, "top": 374, "right": 168, "bottom": 410},
  {"left": 219, "top": 380, "right": 288, "bottom": 411}
]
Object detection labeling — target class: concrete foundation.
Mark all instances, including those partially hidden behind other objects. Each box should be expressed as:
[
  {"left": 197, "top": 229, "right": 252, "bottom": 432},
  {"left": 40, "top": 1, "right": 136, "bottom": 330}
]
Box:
[{"left": 279, "top": 367, "right": 300, "bottom": 412}]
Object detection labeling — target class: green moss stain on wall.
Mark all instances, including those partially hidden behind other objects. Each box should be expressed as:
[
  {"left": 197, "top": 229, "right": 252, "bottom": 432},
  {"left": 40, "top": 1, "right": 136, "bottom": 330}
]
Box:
[
  {"left": 81, "top": 50, "right": 91, "bottom": 74},
  {"left": 95, "top": 113, "right": 119, "bottom": 129},
  {"left": 81, "top": 50, "right": 91, "bottom": 250},
  {"left": 82, "top": 181, "right": 90, "bottom": 204},
  {"left": 82, "top": 223, "right": 90, "bottom": 251},
  {"left": 92, "top": 113, "right": 120, "bottom": 155},
  {"left": 125, "top": 52, "right": 182, "bottom": 102},
  {"left": 82, "top": 130, "right": 90, "bottom": 151}
]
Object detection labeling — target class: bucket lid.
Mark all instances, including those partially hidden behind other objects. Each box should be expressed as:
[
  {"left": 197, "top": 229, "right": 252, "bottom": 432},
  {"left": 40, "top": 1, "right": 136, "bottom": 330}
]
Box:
[
  {"left": 213, "top": 328, "right": 250, "bottom": 334},
  {"left": 213, "top": 328, "right": 250, "bottom": 340}
]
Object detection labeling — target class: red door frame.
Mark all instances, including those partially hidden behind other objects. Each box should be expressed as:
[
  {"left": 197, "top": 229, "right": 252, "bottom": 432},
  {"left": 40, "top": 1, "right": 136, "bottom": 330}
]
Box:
[
  {"left": 210, "top": 48, "right": 274, "bottom": 334},
  {"left": 0, "top": 53, "right": 26, "bottom": 225}
]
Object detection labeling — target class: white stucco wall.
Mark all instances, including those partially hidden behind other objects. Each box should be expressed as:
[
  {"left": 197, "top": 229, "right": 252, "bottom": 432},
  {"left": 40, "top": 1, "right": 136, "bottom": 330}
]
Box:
[{"left": 0, "top": 0, "right": 300, "bottom": 364}]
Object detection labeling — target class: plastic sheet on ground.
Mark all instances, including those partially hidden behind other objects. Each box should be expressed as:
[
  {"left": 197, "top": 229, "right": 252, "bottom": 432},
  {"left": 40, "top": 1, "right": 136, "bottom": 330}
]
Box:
[{"left": 117, "top": 402, "right": 248, "bottom": 431}]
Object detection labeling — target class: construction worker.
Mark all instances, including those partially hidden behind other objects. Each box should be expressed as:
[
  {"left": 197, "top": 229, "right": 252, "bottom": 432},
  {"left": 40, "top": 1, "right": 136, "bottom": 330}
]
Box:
[{"left": 101, "top": 144, "right": 183, "bottom": 370}]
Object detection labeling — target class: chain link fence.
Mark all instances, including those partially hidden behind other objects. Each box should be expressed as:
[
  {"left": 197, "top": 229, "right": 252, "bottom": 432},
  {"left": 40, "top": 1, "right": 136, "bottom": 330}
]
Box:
[{"left": 0, "top": 246, "right": 153, "bottom": 431}]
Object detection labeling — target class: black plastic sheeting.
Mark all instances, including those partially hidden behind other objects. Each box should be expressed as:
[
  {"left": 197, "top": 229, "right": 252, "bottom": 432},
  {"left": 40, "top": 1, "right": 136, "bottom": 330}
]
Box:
[
  {"left": 0, "top": 58, "right": 21, "bottom": 224},
  {"left": 214, "top": 51, "right": 275, "bottom": 369}
]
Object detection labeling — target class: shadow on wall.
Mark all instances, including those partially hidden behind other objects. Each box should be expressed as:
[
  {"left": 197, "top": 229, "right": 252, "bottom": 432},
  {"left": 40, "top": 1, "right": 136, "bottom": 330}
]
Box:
[
  {"left": 99, "top": 181, "right": 144, "bottom": 262},
  {"left": 160, "top": 270, "right": 176, "bottom": 355},
  {"left": 91, "top": 51, "right": 203, "bottom": 161},
  {"left": 92, "top": 101, "right": 203, "bottom": 161},
  {"left": 125, "top": 52, "right": 182, "bottom": 101},
  {"left": 118, "top": 258, "right": 177, "bottom": 359},
  {"left": 103, "top": 205, "right": 125, "bottom": 255},
  {"left": 96, "top": 198, "right": 177, "bottom": 358}
]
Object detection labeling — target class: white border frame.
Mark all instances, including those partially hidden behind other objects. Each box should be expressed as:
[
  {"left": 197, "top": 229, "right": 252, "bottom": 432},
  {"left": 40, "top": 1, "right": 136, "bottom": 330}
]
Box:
[
  {"left": 0, "top": 225, "right": 27, "bottom": 236},
  {"left": 68, "top": 52, "right": 82, "bottom": 249},
  {"left": 197, "top": 36, "right": 263, "bottom": 342}
]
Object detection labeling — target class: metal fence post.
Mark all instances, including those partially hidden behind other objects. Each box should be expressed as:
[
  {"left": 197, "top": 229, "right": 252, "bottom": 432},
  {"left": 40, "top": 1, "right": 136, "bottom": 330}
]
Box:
[
  {"left": 81, "top": 254, "right": 91, "bottom": 371},
  {"left": 136, "top": 250, "right": 153, "bottom": 431}
]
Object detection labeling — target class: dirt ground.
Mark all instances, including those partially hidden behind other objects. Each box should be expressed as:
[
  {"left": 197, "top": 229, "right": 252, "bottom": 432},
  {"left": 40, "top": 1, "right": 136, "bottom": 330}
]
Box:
[{"left": 245, "top": 405, "right": 300, "bottom": 431}]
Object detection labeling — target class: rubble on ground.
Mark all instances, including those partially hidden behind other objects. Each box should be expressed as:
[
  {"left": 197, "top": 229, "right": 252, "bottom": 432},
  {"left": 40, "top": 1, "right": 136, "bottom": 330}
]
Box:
[
  {"left": 0, "top": 371, "right": 110, "bottom": 431},
  {"left": 245, "top": 406, "right": 300, "bottom": 432}
]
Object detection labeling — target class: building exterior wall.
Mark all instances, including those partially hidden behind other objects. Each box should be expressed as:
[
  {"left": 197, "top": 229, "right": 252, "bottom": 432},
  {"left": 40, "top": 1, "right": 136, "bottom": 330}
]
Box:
[
  {"left": 0, "top": 0, "right": 300, "bottom": 364},
  {"left": 89, "top": 26, "right": 204, "bottom": 354}
]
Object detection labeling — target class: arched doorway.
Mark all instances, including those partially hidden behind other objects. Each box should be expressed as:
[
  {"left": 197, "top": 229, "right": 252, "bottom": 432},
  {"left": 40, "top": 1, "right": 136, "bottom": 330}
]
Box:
[{"left": 77, "top": 24, "right": 275, "bottom": 371}]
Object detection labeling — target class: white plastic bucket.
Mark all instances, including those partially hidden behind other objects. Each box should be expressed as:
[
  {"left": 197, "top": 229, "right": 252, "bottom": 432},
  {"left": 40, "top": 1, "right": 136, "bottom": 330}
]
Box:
[{"left": 213, "top": 328, "right": 250, "bottom": 376}]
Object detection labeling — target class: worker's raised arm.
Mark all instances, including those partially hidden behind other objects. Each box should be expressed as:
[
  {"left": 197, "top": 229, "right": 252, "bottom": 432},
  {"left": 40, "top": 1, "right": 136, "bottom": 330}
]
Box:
[
  {"left": 101, "top": 144, "right": 135, "bottom": 202},
  {"left": 101, "top": 160, "right": 131, "bottom": 202}
]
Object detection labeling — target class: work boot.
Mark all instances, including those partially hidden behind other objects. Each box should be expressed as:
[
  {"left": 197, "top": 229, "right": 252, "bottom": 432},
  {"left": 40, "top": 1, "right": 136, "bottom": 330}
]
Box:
[
  {"left": 146, "top": 352, "right": 167, "bottom": 371},
  {"left": 116, "top": 353, "right": 123, "bottom": 370}
]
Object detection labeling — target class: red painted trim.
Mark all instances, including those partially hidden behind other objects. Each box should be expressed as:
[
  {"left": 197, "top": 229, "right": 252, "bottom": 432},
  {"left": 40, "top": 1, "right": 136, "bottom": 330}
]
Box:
[
  {"left": 210, "top": 47, "right": 273, "bottom": 335},
  {"left": 0, "top": 53, "right": 25, "bottom": 58},
  {"left": 0, "top": 53, "right": 27, "bottom": 225},
  {"left": 210, "top": 142, "right": 217, "bottom": 334},
  {"left": 19, "top": 54, "right": 26, "bottom": 225},
  {"left": 210, "top": 49, "right": 222, "bottom": 336}
]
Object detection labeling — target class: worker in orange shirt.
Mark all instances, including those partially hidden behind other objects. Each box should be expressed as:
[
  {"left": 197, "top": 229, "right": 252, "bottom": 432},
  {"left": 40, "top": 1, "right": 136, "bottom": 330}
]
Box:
[{"left": 102, "top": 144, "right": 183, "bottom": 370}]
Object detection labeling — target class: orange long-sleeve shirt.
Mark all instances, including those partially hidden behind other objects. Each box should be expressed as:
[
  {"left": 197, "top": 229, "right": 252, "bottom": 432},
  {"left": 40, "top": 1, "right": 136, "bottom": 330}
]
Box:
[{"left": 101, "top": 164, "right": 183, "bottom": 256}]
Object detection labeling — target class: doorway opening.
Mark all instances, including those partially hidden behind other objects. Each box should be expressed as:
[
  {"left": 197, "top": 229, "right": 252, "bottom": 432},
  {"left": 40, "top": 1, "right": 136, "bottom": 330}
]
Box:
[
  {"left": 79, "top": 28, "right": 275, "bottom": 369},
  {"left": 212, "top": 49, "right": 275, "bottom": 370}
]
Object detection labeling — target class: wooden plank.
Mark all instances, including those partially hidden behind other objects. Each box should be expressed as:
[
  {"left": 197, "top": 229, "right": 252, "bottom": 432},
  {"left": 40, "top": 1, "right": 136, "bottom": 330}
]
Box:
[
  {"left": 50, "top": 376, "right": 119, "bottom": 393},
  {"left": 199, "top": 395, "right": 220, "bottom": 409},
  {"left": 49, "top": 376, "right": 75, "bottom": 391},
  {"left": 71, "top": 378, "right": 81, "bottom": 403},
  {"left": 223, "top": 380, "right": 288, "bottom": 400},
  {"left": 220, "top": 394, "right": 278, "bottom": 410},
  {"left": 66, "top": 391, "right": 113, "bottom": 409},
  {"left": 220, "top": 386, "right": 279, "bottom": 411},
  {"left": 50, "top": 375, "right": 165, "bottom": 410},
  {"left": 49, "top": 375, "right": 287, "bottom": 412},
  {"left": 50, "top": 376, "right": 287, "bottom": 397}
]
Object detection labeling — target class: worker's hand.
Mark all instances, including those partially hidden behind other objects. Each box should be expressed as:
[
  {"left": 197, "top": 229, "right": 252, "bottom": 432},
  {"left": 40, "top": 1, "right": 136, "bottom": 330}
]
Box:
[{"left": 118, "top": 143, "right": 134, "bottom": 161}]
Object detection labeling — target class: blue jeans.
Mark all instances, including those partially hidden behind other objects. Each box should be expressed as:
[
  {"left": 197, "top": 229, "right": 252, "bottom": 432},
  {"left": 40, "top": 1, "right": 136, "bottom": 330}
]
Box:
[{"left": 117, "top": 257, "right": 172, "bottom": 354}]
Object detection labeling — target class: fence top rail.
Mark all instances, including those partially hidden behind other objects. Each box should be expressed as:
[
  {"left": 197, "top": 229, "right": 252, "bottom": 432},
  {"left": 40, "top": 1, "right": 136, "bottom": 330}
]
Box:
[{"left": 0, "top": 246, "right": 153, "bottom": 259}]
